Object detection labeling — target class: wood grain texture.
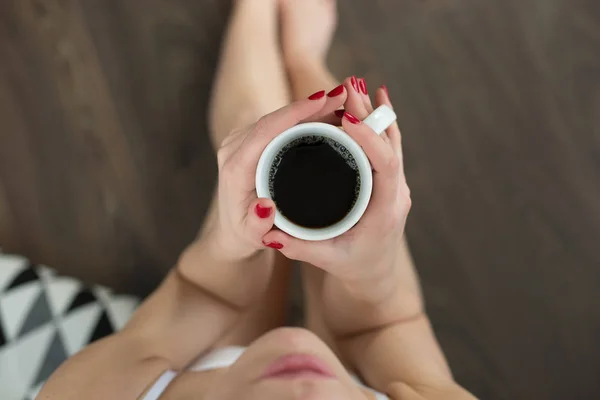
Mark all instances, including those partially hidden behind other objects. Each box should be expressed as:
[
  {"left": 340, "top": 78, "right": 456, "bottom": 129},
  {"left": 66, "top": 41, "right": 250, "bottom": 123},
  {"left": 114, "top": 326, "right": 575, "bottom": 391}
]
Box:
[{"left": 1, "top": 0, "right": 599, "bottom": 398}]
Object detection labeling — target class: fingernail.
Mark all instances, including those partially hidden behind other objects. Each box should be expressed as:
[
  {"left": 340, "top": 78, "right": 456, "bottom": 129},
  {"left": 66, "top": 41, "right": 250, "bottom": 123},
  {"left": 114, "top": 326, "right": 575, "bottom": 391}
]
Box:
[
  {"left": 255, "top": 204, "right": 272, "bottom": 219},
  {"left": 381, "top": 85, "right": 389, "bottom": 97},
  {"left": 334, "top": 109, "right": 345, "bottom": 118},
  {"left": 358, "top": 78, "right": 368, "bottom": 95},
  {"left": 343, "top": 111, "right": 361, "bottom": 124},
  {"left": 351, "top": 76, "right": 359, "bottom": 92},
  {"left": 308, "top": 90, "right": 326, "bottom": 100},
  {"left": 327, "top": 84, "right": 345, "bottom": 97},
  {"left": 263, "top": 241, "right": 283, "bottom": 249}
]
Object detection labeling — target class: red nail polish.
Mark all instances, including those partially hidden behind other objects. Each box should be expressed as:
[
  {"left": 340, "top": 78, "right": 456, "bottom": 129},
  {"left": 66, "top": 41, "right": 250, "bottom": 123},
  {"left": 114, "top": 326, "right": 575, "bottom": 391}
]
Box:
[
  {"left": 255, "top": 204, "right": 272, "bottom": 219},
  {"left": 263, "top": 241, "right": 283, "bottom": 249},
  {"left": 358, "top": 78, "right": 368, "bottom": 95},
  {"left": 308, "top": 90, "right": 326, "bottom": 100},
  {"left": 351, "top": 76, "right": 359, "bottom": 92},
  {"left": 327, "top": 84, "right": 344, "bottom": 97},
  {"left": 381, "top": 85, "right": 389, "bottom": 97},
  {"left": 334, "top": 109, "right": 345, "bottom": 118},
  {"left": 343, "top": 112, "right": 361, "bottom": 124}
]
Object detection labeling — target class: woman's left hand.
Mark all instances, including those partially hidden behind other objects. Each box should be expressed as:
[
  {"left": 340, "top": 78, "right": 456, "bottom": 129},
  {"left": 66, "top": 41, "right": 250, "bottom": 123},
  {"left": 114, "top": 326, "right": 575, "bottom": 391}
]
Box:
[
  {"left": 262, "top": 78, "right": 411, "bottom": 292},
  {"left": 203, "top": 89, "right": 348, "bottom": 261}
]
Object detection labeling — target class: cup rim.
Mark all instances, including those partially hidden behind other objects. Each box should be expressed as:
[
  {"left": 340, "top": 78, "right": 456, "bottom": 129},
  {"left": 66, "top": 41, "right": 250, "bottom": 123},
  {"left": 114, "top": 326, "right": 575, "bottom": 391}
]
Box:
[{"left": 255, "top": 122, "right": 373, "bottom": 241}]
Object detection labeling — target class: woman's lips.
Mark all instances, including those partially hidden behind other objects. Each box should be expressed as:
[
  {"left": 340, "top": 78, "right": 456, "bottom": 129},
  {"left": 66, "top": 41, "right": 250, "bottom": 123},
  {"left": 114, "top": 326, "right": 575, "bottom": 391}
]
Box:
[{"left": 261, "top": 353, "right": 337, "bottom": 380}]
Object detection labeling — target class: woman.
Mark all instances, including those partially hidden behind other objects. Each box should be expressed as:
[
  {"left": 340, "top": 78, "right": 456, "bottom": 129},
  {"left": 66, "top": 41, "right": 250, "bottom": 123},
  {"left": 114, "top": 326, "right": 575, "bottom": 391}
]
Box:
[{"left": 39, "top": 0, "right": 476, "bottom": 398}]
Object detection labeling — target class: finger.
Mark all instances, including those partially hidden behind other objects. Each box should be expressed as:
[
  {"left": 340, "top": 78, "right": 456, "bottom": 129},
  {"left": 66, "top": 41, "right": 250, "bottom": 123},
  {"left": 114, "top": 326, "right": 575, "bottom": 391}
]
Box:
[
  {"left": 375, "top": 86, "right": 405, "bottom": 181},
  {"left": 303, "top": 84, "right": 348, "bottom": 123},
  {"left": 343, "top": 76, "right": 370, "bottom": 120},
  {"left": 379, "top": 128, "right": 393, "bottom": 147},
  {"left": 357, "top": 77, "right": 374, "bottom": 114},
  {"left": 341, "top": 112, "right": 398, "bottom": 177},
  {"left": 261, "top": 229, "right": 341, "bottom": 270},
  {"left": 243, "top": 198, "right": 277, "bottom": 247},
  {"left": 361, "top": 168, "right": 403, "bottom": 231},
  {"left": 341, "top": 113, "right": 400, "bottom": 221},
  {"left": 347, "top": 77, "right": 389, "bottom": 148},
  {"left": 375, "top": 86, "right": 402, "bottom": 155},
  {"left": 237, "top": 94, "right": 329, "bottom": 168},
  {"left": 316, "top": 110, "right": 344, "bottom": 126},
  {"left": 370, "top": 86, "right": 393, "bottom": 147}
]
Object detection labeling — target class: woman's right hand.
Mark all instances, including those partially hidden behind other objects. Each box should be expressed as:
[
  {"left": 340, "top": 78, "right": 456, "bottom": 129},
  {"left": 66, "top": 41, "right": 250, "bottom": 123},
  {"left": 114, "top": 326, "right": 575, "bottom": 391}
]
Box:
[
  {"left": 179, "top": 89, "right": 348, "bottom": 310},
  {"left": 262, "top": 78, "right": 412, "bottom": 296},
  {"left": 197, "top": 90, "right": 347, "bottom": 263}
]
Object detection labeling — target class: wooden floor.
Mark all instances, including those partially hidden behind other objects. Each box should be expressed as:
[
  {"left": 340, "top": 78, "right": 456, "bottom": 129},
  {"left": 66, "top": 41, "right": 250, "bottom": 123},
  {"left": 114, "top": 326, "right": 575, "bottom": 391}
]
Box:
[{"left": 1, "top": 0, "right": 600, "bottom": 398}]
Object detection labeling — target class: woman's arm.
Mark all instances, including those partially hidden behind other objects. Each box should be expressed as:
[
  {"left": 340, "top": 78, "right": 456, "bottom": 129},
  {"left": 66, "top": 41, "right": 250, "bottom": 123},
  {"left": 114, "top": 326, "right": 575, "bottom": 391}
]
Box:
[
  {"left": 340, "top": 314, "right": 476, "bottom": 400},
  {"left": 277, "top": 83, "right": 477, "bottom": 399},
  {"left": 329, "top": 270, "right": 476, "bottom": 399},
  {"left": 39, "top": 242, "right": 274, "bottom": 400},
  {"left": 300, "top": 222, "right": 476, "bottom": 399},
  {"left": 40, "top": 96, "right": 346, "bottom": 399},
  {"left": 302, "top": 254, "right": 476, "bottom": 400}
]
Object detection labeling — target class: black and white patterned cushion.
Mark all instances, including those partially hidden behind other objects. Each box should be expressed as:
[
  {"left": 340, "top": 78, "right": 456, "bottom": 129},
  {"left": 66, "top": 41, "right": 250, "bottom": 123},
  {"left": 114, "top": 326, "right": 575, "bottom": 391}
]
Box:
[{"left": 0, "top": 253, "right": 139, "bottom": 400}]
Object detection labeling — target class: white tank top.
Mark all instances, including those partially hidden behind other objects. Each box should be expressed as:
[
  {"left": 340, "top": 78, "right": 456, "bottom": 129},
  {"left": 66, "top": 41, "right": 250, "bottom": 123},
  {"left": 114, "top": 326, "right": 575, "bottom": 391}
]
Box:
[{"left": 142, "top": 346, "right": 389, "bottom": 400}]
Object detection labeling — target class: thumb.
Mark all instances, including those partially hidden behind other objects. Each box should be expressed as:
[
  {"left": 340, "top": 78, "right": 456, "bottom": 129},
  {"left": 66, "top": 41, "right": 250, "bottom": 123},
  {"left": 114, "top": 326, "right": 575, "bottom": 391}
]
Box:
[
  {"left": 244, "top": 198, "right": 277, "bottom": 247},
  {"left": 261, "top": 229, "right": 340, "bottom": 270}
]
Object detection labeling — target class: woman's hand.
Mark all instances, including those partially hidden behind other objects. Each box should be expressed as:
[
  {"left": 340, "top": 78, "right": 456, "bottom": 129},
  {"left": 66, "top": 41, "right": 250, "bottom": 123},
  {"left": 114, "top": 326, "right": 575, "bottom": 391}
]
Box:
[
  {"left": 179, "top": 88, "right": 348, "bottom": 311},
  {"left": 202, "top": 89, "right": 349, "bottom": 262},
  {"left": 262, "top": 78, "right": 411, "bottom": 291}
]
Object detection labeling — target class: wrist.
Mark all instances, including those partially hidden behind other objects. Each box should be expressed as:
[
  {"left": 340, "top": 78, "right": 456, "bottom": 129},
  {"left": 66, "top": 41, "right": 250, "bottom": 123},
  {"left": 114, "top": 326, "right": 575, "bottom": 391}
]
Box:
[
  {"left": 323, "top": 263, "right": 404, "bottom": 317},
  {"left": 322, "top": 261, "right": 423, "bottom": 336},
  {"left": 333, "top": 252, "right": 401, "bottom": 303},
  {"left": 177, "top": 237, "right": 273, "bottom": 310}
]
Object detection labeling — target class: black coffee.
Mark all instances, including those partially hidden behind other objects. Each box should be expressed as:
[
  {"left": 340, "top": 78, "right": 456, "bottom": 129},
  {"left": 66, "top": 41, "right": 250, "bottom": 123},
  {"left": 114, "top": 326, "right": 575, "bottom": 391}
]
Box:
[{"left": 269, "top": 136, "right": 360, "bottom": 228}]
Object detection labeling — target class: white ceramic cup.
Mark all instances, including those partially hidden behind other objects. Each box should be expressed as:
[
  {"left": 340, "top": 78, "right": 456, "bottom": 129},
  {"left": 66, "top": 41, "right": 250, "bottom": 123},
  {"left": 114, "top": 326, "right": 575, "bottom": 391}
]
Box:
[{"left": 256, "top": 105, "right": 397, "bottom": 241}]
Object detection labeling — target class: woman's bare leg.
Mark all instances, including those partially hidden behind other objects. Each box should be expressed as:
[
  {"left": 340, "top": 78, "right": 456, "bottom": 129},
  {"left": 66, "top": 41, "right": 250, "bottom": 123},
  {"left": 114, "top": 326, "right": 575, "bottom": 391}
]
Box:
[
  {"left": 205, "top": 0, "right": 293, "bottom": 345},
  {"left": 280, "top": 0, "right": 422, "bottom": 332},
  {"left": 280, "top": 0, "right": 339, "bottom": 100},
  {"left": 209, "top": 0, "right": 291, "bottom": 147},
  {"left": 203, "top": 0, "right": 291, "bottom": 235}
]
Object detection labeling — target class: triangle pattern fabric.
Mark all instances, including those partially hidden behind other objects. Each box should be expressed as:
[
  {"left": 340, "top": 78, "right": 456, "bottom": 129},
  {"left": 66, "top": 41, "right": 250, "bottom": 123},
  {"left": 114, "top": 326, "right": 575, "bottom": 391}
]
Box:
[
  {"left": 6, "top": 267, "right": 38, "bottom": 291},
  {"left": 0, "top": 322, "right": 6, "bottom": 347},
  {"left": 58, "top": 303, "right": 102, "bottom": 356},
  {"left": 18, "top": 290, "right": 53, "bottom": 339},
  {"left": 0, "top": 254, "right": 27, "bottom": 292},
  {"left": 45, "top": 277, "right": 82, "bottom": 317},
  {"left": 36, "top": 265, "right": 56, "bottom": 284},
  {"left": 67, "top": 288, "right": 96, "bottom": 313},
  {"left": 0, "top": 254, "right": 141, "bottom": 398},
  {"left": 32, "top": 332, "right": 68, "bottom": 388},
  {"left": 0, "top": 282, "right": 42, "bottom": 341},
  {"left": 88, "top": 311, "right": 115, "bottom": 344},
  {"left": 0, "top": 324, "right": 54, "bottom": 400},
  {"left": 93, "top": 286, "right": 113, "bottom": 306}
]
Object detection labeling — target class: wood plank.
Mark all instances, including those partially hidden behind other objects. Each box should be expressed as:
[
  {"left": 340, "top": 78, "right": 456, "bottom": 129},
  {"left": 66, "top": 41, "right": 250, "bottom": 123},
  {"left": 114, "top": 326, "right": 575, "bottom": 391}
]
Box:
[{"left": 1, "top": 0, "right": 599, "bottom": 398}]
